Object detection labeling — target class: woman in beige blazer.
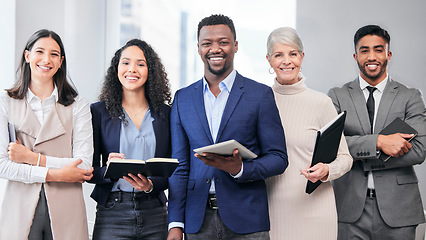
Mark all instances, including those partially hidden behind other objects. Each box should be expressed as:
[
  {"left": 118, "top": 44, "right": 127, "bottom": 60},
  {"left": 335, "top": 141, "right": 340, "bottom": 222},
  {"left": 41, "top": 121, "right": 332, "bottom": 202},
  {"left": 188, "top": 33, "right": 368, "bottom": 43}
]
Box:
[
  {"left": 0, "top": 29, "right": 94, "bottom": 240},
  {"left": 265, "top": 27, "right": 353, "bottom": 240}
]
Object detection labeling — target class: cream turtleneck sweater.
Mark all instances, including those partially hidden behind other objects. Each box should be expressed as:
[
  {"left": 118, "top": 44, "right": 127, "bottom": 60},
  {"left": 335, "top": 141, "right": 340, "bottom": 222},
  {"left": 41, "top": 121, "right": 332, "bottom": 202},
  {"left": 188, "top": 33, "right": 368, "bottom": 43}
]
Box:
[{"left": 266, "top": 77, "right": 352, "bottom": 240}]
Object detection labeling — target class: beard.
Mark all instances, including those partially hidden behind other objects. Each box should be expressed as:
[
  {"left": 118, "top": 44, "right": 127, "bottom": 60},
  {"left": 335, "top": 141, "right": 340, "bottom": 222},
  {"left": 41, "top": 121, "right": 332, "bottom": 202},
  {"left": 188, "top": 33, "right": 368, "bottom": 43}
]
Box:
[
  {"left": 207, "top": 63, "right": 229, "bottom": 76},
  {"left": 358, "top": 59, "right": 388, "bottom": 80},
  {"left": 205, "top": 53, "right": 231, "bottom": 76}
]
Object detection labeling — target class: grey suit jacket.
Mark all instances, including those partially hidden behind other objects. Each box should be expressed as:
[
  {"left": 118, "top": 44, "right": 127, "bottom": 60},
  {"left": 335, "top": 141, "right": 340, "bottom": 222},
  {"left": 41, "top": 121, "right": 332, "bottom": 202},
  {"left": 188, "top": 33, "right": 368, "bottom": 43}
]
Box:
[{"left": 328, "top": 77, "right": 426, "bottom": 227}]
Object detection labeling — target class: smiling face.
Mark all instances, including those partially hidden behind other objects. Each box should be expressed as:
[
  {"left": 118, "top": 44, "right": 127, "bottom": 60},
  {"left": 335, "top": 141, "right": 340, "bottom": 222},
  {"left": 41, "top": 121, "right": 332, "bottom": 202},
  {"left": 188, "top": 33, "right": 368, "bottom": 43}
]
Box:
[
  {"left": 267, "top": 42, "right": 304, "bottom": 85},
  {"left": 117, "top": 45, "right": 148, "bottom": 94},
  {"left": 198, "top": 24, "right": 238, "bottom": 81},
  {"left": 24, "top": 37, "right": 63, "bottom": 84},
  {"left": 354, "top": 34, "right": 392, "bottom": 86}
]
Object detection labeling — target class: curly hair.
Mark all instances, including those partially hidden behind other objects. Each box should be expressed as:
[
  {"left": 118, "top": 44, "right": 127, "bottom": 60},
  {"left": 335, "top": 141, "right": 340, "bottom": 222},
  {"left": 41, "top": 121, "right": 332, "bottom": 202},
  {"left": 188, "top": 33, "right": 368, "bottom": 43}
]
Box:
[{"left": 99, "top": 39, "right": 172, "bottom": 120}]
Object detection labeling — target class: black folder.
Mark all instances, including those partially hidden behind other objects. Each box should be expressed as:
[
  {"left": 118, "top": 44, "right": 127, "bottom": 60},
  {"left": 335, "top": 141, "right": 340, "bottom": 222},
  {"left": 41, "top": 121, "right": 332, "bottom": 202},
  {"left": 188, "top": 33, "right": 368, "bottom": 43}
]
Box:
[
  {"left": 306, "top": 111, "right": 347, "bottom": 194},
  {"left": 379, "top": 117, "right": 418, "bottom": 162}
]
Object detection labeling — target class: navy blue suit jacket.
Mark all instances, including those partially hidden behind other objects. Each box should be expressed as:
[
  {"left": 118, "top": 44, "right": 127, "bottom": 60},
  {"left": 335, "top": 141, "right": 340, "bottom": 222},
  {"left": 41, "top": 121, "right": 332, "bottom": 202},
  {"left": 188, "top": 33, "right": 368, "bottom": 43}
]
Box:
[
  {"left": 88, "top": 101, "right": 171, "bottom": 206},
  {"left": 168, "top": 72, "right": 288, "bottom": 234}
]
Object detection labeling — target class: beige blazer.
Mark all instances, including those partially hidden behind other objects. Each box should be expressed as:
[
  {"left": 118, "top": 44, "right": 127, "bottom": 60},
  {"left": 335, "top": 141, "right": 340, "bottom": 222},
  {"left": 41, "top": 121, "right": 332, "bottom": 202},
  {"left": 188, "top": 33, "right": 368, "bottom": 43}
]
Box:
[{"left": 0, "top": 96, "right": 89, "bottom": 240}]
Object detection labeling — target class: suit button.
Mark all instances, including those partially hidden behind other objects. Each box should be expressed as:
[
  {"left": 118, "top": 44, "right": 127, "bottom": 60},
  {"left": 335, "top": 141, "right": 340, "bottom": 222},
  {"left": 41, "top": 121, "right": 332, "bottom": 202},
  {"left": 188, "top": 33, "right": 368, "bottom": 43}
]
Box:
[{"left": 206, "top": 178, "right": 211, "bottom": 184}]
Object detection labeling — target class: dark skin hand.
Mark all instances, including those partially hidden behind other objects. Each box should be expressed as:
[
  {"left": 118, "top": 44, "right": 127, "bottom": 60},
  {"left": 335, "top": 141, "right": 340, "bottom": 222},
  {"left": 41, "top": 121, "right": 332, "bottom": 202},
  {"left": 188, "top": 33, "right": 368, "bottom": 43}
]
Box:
[
  {"left": 195, "top": 149, "right": 242, "bottom": 175},
  {"left": 167, "top": 227, "right": 183, "bottom": 240},
  {"left": 167, "top": 151, "right": 242, "bottom": 240}
]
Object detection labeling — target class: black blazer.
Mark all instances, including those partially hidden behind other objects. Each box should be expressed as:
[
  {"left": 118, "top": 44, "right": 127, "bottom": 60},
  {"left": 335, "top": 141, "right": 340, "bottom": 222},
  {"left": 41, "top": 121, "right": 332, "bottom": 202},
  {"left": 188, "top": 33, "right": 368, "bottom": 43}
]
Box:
[{"left": 88, "top": 101, "right": 171, "bottom": 206}]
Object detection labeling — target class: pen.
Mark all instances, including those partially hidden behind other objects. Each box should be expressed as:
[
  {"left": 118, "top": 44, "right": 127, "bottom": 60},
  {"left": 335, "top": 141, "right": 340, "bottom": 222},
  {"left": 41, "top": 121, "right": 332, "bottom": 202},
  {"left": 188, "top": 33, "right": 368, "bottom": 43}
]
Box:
[{"left": 300, "top": 170, "right": 314, "bottom": 175}]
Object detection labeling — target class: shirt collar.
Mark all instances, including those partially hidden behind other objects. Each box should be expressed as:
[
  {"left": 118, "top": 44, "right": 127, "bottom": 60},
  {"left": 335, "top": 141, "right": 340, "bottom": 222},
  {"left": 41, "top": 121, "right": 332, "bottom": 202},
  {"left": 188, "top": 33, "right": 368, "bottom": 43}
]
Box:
[
  {"left": 359, "top": 73, "right": 388, "bottom": 93},
  {"left": 203, "top": 69, "right": 237, "bottom": 94},
  {"left": 26, "top": 85, "right": 59, "bottom": 103}
]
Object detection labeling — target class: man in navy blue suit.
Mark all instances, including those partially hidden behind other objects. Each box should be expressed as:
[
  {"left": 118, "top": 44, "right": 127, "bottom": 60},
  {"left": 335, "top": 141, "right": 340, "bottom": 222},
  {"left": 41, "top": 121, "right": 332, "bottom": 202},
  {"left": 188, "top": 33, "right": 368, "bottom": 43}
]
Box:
[{"left": 167, "top": 14, "right": 288, "bottom": 240}]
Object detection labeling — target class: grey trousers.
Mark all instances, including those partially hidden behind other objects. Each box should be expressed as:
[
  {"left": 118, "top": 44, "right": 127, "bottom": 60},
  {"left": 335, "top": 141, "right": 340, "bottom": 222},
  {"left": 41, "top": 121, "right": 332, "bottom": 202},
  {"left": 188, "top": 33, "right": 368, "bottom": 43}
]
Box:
[
  {"left": 28, "top": 185, "right": 53, "bottom": 240},
  {"left": 338, "top": 195, "right": 416, "bottom": 240}
]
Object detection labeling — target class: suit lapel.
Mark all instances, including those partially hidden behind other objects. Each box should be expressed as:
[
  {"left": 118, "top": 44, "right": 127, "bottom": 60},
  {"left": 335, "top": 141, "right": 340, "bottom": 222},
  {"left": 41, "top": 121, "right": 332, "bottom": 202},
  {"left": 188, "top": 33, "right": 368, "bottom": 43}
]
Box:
[
  {"left": 216, "top": 73, "right": 244, "bottom": 142},
  {"left": 152, "top": 110, "right": 161, "bottom": 155},
  {"left": 110, "top": 115, "right": 121, "bottom": 153},
  {"left": 375, "top": 78, "right": 398, "bottom": 133},
  {"left": 192, "top": 80, "right": 214, "bottom": 143},
  {"left": 348, "top": 78, "right": 372, "bottom": 134},
  {"left": 151, "top": 108, "right": 170, "bottom": 157}
]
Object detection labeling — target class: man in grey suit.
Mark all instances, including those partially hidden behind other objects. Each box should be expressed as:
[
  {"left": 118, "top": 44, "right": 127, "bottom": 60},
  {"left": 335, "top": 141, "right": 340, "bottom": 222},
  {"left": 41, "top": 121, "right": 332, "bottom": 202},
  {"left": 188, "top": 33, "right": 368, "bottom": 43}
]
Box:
[{"left": 329, "top": 25, "right": 426, "bottom": 240}]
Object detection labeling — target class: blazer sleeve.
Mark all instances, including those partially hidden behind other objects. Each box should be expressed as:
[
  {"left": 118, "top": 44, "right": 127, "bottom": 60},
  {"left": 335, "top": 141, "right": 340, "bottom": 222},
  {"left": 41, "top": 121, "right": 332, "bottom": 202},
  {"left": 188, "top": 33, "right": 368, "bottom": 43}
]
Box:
[
  {"left": 168, "top": 90, "right": 190, "bottom": 224},
  {"left": 329, "top": 86, "right": 426, "bottom": 171},
  {"left": 371, "top": 88, "right": 426, "bottom": 170},
  {"left": 237, "top": 87, "right": 288, "bottom": 182},
  {"left": 328, "top": 87, "right": 379, "bottom": 162}
]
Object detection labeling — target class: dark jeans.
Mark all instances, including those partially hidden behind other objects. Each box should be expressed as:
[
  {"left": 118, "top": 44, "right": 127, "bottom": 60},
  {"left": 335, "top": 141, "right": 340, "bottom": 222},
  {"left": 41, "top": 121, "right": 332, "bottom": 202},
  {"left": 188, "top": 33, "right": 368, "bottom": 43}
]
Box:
[
  {"left": 28, "top": 185, "right": 53, "bottom": 240},
  {"left": 93, "top": 191, "right": 167, "bottom": 240},
  {"left": 185, "top": 207, "right": 270, "bottom": 240}
]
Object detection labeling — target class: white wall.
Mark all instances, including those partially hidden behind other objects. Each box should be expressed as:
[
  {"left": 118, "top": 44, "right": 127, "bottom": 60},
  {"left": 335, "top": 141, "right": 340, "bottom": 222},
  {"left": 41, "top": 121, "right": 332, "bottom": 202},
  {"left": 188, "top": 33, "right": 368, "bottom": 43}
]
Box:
[{"left": 0, "top": 0, "right": 15, "bottom": 90}]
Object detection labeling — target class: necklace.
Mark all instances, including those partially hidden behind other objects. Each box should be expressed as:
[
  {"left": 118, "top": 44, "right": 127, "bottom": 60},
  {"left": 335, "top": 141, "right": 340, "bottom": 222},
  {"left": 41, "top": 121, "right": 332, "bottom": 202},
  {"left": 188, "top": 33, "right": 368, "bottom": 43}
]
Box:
[{"left": 123, "top": 107, "right": 146, "bottom": 117}]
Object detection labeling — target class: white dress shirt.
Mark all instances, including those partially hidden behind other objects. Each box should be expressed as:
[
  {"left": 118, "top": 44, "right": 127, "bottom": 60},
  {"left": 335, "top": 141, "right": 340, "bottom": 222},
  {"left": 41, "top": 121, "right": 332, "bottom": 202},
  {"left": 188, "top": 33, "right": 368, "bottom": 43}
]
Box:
[
  {"left": 0, "top": 87, "right": 93, "bottom": 183},
  {"left": 359, "top": 74, "right": 388, "bottom": 189}
]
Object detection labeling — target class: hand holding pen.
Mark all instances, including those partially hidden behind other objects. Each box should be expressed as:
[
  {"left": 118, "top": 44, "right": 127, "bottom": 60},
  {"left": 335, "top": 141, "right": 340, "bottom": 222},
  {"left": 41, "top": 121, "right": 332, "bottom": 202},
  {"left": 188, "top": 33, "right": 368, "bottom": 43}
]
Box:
[{"left": 300, "top": 163, "right": 330, "bottom": 183}]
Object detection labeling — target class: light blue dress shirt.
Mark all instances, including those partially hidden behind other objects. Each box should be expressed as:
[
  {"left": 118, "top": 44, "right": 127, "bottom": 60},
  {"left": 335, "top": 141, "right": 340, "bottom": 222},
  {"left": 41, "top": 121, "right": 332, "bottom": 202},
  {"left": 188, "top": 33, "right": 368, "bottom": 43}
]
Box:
[
  {"left": 203, "top": 70, "right": 244, "bottom": 193},
  {"left": 169, "top": 70, "right": 244, "bottom": 230},
  {"left": 112, "top": 108, "right": 156, "bottom": 192}
]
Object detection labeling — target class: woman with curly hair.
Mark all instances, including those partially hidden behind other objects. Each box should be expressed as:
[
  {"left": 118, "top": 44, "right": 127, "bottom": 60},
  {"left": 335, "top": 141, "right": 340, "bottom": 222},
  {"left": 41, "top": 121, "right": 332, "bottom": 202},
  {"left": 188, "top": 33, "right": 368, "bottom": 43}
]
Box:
[{"left": 88, "top": 39, "right": 172, "bottom": 239}]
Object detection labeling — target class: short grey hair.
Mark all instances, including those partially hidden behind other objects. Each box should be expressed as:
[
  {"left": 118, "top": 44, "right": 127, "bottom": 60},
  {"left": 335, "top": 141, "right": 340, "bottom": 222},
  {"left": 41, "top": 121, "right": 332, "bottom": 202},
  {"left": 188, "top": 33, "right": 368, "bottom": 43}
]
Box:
[{"left": 267, "top": 27, "right": 304, "bottom": 57}]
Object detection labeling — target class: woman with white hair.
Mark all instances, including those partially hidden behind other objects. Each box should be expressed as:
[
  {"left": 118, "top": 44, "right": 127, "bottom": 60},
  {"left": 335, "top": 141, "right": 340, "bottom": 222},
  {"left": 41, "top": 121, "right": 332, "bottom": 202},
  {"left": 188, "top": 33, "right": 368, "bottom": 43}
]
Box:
[{"left": 265, "top": 27, "right": 353, "bottom": 239}]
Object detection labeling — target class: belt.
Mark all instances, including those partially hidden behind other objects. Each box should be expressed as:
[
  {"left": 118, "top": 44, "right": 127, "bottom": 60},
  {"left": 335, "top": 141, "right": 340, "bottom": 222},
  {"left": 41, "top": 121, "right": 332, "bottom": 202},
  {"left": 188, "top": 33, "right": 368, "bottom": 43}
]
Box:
[
  {"left": 367, "top": 188, "right": 376, "bottom": 198},
  {"left": 207, "top": 194, "right": 218, "bottom": 210},
  {"left": 109, "top": 191, "right": 152, "bottom": 202}
]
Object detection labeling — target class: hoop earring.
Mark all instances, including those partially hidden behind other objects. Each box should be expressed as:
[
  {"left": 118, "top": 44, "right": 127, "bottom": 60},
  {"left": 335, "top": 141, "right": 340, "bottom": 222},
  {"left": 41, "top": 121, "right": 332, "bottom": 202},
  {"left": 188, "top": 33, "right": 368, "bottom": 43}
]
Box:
[{"left": 269, "top": 67, "right": 274, "bottom": 74}]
